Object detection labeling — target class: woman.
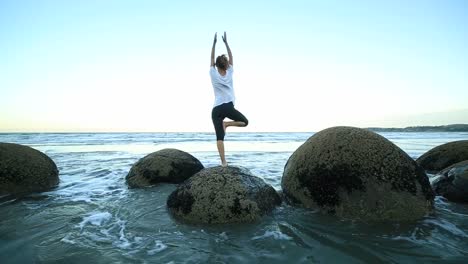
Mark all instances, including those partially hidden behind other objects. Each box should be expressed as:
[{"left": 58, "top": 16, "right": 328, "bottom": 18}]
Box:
[{"left": 210, "top": 32, "right": 248, "bottom": 167}]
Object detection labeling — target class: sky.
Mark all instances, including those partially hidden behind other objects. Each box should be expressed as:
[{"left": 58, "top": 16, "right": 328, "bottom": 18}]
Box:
[{"left": 0, "top": 0, "right": 467, "bottom": 132}]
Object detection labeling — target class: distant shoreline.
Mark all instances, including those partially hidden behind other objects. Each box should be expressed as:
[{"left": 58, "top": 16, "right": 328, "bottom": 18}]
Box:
[{"left": 367, "top": 124, "right": 468, "bottom": 132}]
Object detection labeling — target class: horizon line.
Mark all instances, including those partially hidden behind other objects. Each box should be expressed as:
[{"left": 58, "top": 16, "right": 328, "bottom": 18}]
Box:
[{"left": 1, "top": 124, "right": 467, "bottom": 134}]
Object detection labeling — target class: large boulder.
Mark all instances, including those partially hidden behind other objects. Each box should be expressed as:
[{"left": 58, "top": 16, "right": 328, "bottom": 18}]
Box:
[
  {"left": 126, "top": 148, "right": 203, "bottom": 188},
  {"left": 167, "top": 166, "right": 281, "bottom": 224},
  {"left": 417, "top": 140, "right": 468, "bottom": 173},
  {"left": 0, "top": 143, "right": 59, "bottom": 195},
  {"left": 281, "top": 126, "right": 434, "bottom": 221},
  {"left": 431, "top": 160, "right": 468, "bottom": 203}
]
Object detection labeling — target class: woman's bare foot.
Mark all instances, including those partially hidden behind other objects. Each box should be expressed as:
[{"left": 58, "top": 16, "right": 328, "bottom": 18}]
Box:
[{"left": 222, "top": 161, "right": 228, "bottom": 167}]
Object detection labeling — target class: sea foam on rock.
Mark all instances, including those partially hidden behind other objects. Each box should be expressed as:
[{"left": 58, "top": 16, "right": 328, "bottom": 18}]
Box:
[
  {"left": 281, "top": 126, "right": 434, "bottom": 221},
  {"left": 126, "top": 148, "right": 204, "bottom": 188},
  {"left": 431, "top": 160, "right": 468, "bottom": 203},
  {"left": 417, "top": 140, "right": 468, "bottom": 173},
  {"left": 0, "top": 142, "right": 59, "bottom": 195},
  {"left": 167, "top": 166, "right": 281, "bottom": 224}
]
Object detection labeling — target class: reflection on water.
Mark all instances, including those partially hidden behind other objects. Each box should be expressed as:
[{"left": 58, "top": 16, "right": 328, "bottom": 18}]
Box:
[{"left": 1, "top": 132, "right": 468, "bottom": 263}]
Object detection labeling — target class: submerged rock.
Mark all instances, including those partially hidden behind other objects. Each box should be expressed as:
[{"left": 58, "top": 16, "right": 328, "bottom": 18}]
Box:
[
  {"left": 167, "top": 166, "right": 281, "bottom": 224},
  {"left": 431, "top": 160, "right": 468, "bottom": 203},
  {"left": 281, "top": 126, "right": 434, "bottom": 221},
  {"left": 0, "top": 142, "right": 59, "bottom": 195},
  {"left": 126, "top": 148, "right": 203, "bottom": 188},
  {"left": 417, "top": 140, "right": 468, "bottom": 173}
]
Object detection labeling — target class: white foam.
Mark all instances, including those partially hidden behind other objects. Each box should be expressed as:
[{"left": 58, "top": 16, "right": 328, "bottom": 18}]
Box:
[
  {"left": 110, "top": 218, "right": 133, "bottom": 249},
  {"left": 71, "top": 197, "right": 93, "bottom": 203},
  {"left": 390, "top": 234, "right": 417, "bottom": 242},
  {"left": 252, "top": 230, "right": 292, "bottom": 241},
  {"left": 60, "top": 234, "right": 76, "bottom": 244},
  {"left": 35, "top": 141, "right": 302, "bottom": 154},
  {"left": 147, "top": 240, "right": 168, "bottom": 255},
  {"left": 219, "top": 232, "right": 228, "bottom": 240},
  {"left": 214, "top": 232, "right": 229, "bottom": 243},
  {"left": 115, "top": 240, "right": 132, "bottom": 249},
  {"left": 172, "top": 231, "right": 183, "bottom": 236},
  {"left": 424, "top": 219, "right": 468, "bottom": 238},
  {"left": 85, "top": 232, "right": 113, "bottom": 243},
  {"left": 78, "top": 211, "right": 112, "bottom": 230}
]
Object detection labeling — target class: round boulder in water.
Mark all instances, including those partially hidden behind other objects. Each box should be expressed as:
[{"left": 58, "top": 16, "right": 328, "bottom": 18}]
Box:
[
  {"left": 281, "top": 126, "right": 434, "bottom": 221},
  {"left": 431, "top": 160, "right": 468, "bottom": 203},
  {"left": 167, "top": 166, "right": 281, "bottom": 224},
  {"left": 417, "top": 140, "right": 468, "bottom": 173},
  {"left": 126, "top": 148, "right": 204, "bottom": 188},
  {"left": 0, "top": 143, "right": 59, "bottom": 195}
]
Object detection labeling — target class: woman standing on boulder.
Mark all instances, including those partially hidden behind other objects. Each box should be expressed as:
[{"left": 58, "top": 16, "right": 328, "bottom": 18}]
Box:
[{"left": 210, "top": 32, "right": 249, "bottom": 167}]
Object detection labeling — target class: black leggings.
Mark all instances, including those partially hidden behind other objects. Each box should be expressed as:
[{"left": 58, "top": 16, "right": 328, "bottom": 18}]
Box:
[{"left": 211, "top": 102, "right": 248, "bottom": 141}]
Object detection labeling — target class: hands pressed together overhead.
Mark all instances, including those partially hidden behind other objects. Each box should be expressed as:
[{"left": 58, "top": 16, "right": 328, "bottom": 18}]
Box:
[
  {"left": 213, "top": 31, "right": 228, "bottom": 45},
  {"left": 211, "top": 31, "right": 233, "bottom": 67}
]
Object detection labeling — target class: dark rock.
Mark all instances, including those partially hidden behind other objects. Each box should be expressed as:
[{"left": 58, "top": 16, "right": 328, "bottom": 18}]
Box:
[
  {"left": 431, "top": 160, "right": 468, "bottom": 203},
  {"left": 417, "top": 140, "right": 468, "bottom": 173},
  {"left": 167, "top": 166, "right": 281, "bottom": 224},
  {"left": 281, "top": 126, "right": 434, "bottom": 221},
  {"left": 126, "top": 148, "right": 203, "bottom": 188},
  {"left": 0, "top": 142, "right": 59, "bottom": 195}
]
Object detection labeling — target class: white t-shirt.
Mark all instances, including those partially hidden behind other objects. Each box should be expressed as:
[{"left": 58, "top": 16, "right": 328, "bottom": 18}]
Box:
[{"left": 210, "top": 65, "right": 235, "bottom": 107}]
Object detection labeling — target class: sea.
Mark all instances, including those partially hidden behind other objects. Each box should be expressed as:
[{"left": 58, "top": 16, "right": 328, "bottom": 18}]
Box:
[{"left": 1, "top": 132, "right": 468, "bottom": 263}]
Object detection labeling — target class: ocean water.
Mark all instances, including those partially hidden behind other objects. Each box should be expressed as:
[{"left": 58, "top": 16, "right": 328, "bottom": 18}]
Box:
[{"left": 1, "top": 132, "right": 468, "bottom": 263}]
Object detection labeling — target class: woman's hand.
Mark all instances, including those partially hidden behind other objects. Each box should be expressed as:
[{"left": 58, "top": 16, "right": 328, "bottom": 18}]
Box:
[
  {"left": 211, "top": 33, "right": 217, "bottom": 66},
  {"left": 222, "top": 31, "right": 227, "bottom": 44},
  {"left": 222, "top": 32, "right": 232, "bottom": 66}
]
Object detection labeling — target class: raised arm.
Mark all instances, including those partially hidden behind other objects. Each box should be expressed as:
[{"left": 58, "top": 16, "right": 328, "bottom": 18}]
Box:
[
  {"left": 211, "top": 33, "right": 217, "bottom": 67},
  {"left": 222, "top": 31, "right": 233, "bottom": 66}
]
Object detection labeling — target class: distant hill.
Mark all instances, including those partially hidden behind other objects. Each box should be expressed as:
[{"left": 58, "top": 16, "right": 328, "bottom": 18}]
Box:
[{"left": 366, "top": 124, "right": 468, "bottom": 132}]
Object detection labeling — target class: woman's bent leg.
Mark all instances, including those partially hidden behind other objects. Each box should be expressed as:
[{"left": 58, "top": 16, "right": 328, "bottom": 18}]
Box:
[{"left": 224, "top": 104, "right": 249, "bottom": 130}]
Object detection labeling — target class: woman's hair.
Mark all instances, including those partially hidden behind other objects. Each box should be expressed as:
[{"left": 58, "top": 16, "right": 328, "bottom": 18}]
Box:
[{"left": 215, "top": 54, "right": 229, "bottom": 70}]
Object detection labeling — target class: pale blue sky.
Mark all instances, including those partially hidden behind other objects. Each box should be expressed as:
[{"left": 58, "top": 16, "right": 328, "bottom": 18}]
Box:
[{"left": 1, "top": 0, "right": 467, "bottom": 132}]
